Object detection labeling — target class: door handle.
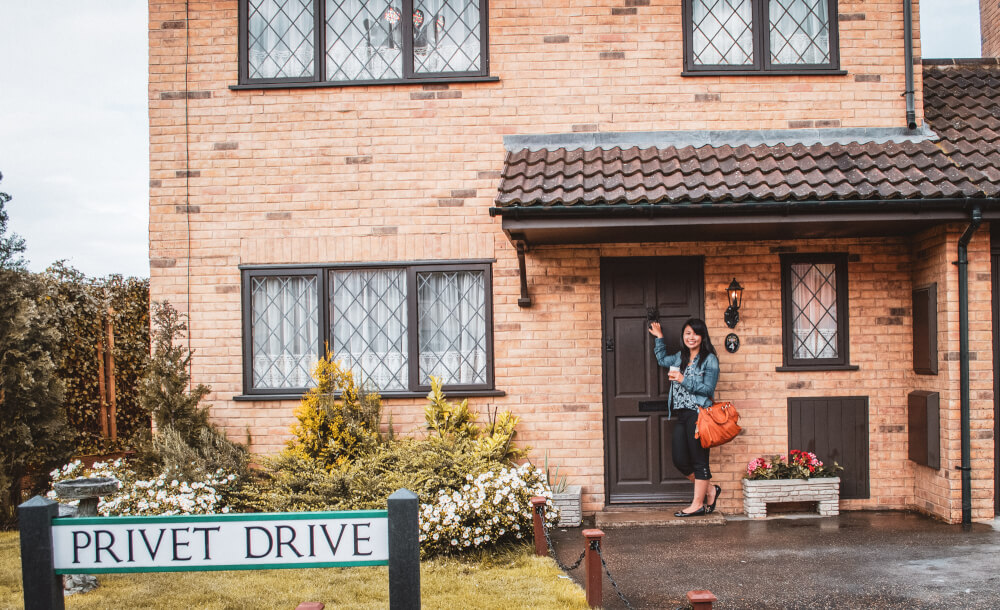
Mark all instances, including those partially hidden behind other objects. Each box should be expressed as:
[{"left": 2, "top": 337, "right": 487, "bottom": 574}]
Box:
[{"left": 606, "top": 338, "right": 615, "bottom": 352}]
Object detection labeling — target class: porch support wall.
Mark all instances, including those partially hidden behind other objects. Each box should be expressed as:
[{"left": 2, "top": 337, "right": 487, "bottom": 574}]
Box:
[{"left": 910, "top": 224, "right": 995, "bottom": 523}]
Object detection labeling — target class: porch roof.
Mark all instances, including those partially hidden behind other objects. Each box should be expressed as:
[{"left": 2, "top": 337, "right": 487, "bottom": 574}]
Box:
[{"left": 491, "top": 59, "right": 1000, "bottom": 244}]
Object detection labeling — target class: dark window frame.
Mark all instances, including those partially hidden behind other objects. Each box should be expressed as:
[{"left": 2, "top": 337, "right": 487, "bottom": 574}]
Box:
[
  {"left": 240, "top": 260, "right": 496, "bottom": 398},
  {"left": 681, "top": 0, "right": 842, "bottom": 76},
  {"left": 778, "top": 253, "right": 854, "bottom": 371},
  {"left": 237, "top": 0, "right": 491, "bottom": 88}
]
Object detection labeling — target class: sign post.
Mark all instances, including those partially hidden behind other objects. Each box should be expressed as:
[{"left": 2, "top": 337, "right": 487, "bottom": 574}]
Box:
[
  {"left": 388, "top": 489, "right": 420, "bottom": 610},
  {"left": 19, "top": 497, "right": 64, "bottom": 610},
  {"left": 19, "top": 489, "right": 421, "bottom": 609}
]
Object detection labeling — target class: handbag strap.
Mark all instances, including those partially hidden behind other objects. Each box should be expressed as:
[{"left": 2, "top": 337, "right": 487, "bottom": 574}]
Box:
[{"left": 705, "top": 402, "right": 733, "bottom": 424}]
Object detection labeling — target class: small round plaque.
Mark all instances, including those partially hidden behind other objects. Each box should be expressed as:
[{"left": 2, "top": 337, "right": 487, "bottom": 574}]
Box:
[{"left": 725, "top": 333, "right": 740, "bottom": 353}]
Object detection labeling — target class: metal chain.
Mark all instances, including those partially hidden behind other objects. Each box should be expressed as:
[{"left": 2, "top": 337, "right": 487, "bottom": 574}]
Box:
[
  {"left": 536, "top": 505, "right": 587, "bottom": 571},
  {"left": 597, "top": 542, "right": 636, "bottom": 610}
]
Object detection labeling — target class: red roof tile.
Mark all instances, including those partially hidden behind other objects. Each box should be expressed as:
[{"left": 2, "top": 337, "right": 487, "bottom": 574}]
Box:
[{"left": 496, "top": 61, "right": 1000, "bottom": 208}]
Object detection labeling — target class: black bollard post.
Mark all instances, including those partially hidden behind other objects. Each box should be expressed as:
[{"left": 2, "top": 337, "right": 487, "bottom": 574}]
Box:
[
  {"left": 387, "top": 489, "right": 420, "bottom": 610},
  {"left": 18, "top": 496, "right": 64, "bottom": 610}
]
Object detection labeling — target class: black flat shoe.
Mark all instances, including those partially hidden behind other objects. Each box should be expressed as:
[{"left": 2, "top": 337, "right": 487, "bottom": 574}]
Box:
[
  {"left": 674, "top": 507, "right": 706, "bottom": 517},
  {"left": 706, "top": 484, "right": 722, "bottom": 514}
]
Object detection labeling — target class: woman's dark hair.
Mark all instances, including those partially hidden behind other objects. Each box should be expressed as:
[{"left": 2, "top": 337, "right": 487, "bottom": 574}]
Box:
[{"left": 680, "top": 317, "right": 717, "bottom": 370}]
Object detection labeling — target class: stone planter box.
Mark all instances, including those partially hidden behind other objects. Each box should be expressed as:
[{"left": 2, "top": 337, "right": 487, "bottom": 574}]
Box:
[
  {"left": 742, "top": 477, "right": 840, "bottom": 519},
  {"left": 552, "top": 485, "right": 582, "bottom": 527}
]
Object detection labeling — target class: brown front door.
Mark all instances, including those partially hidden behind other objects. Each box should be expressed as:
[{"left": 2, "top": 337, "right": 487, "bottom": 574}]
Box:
[{"left": 601, "top": 257, "right": 704, "bottom": 504}]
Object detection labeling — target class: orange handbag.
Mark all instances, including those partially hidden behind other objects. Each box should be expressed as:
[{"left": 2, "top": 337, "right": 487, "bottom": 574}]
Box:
[{"left": 694, "top": 401, "right": 742, "bottom": 449}]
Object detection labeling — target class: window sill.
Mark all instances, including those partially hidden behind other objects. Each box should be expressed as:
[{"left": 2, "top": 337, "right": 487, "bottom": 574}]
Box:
[
  {"left": 233, "top": 389, "right": 506, "bottom": 401},
  {"left": 682, "top": 69, "right": 847, "bottom": 77},
  {"left": 230, "top": 75, "right": 500, "bottom": 91},
  {"left": 775, "top": 364, "right": 859, "bottom": 372}
]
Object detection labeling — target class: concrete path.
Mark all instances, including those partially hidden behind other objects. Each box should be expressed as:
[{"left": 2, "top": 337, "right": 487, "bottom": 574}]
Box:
[{"left": 549, "top": 511, "right": 1000, "bottom": 609}]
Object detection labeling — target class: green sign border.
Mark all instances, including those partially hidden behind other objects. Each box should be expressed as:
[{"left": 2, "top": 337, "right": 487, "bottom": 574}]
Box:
[
  {"left": 54, "top": 559, "right": 388, "bottom": 575},
  {"left": 53, "top": 509, "right": 387, "bottom": 527},
  {"left": 52, "top": 509, "right": 390, "bottom": 574}
]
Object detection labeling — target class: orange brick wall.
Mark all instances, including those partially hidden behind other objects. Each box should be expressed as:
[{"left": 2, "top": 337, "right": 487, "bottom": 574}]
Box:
[
  {"left": 908, "top": 226, "right": 995, "bottom": 523},
  {"left": 984, "top": 0, "right": 1000, "bottom": 57},
  {"left": 145, "top": 0, "right": 1000, "bottom": 521}
]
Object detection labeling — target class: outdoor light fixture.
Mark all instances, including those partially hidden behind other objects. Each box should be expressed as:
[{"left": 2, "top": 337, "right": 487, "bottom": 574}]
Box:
[{"left": 725, "top": 278, "right": 743, "bottom": 329}]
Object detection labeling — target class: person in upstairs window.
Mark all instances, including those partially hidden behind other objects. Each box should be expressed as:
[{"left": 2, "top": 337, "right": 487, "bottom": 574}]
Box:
[{"left": 649, "top": 317, "right": 721, "bottom": 517}]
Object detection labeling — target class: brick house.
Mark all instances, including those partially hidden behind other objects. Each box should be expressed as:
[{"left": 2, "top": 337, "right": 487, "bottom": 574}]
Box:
[
  {"left": 984, "top": 0, "right": 1000, "bottom": 57},
  {"left": 149, "top": 0, "right": 1000, "bottom": 523}
]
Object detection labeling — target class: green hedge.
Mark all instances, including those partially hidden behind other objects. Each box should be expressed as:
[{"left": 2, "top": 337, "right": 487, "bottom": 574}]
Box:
[{"left": 47, "top": 263, "right": 150, "bottom": 454}]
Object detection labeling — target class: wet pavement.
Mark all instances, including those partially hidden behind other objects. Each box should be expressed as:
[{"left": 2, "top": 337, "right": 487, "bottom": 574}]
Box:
[{"left": 549, "top": 511, "right": 1000, "bottom": 609}]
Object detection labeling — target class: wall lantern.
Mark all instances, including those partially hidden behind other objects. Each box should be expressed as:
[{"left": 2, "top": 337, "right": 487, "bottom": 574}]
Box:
[{"left": 724, "top": 278, "right": 743, "bottom": 329}]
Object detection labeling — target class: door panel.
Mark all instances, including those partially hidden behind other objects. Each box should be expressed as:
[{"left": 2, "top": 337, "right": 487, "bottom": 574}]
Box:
[
  {"left": 615, "top": 417, "right": 651, "bottom": 483},
  {"left": 615, "top": 318, "right": 650, "bottom": 395},
  {"left": 602, "top": 257, "right": 704, "bottom": 503}
]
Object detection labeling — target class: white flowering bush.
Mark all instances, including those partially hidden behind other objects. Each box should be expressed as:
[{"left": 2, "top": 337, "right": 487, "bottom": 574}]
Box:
[
  {"left": 48, "top": 459, "right": 236, "bottom": 517},
  {"left": 418, "top": 463, "right": 558, "bottom": 556}
]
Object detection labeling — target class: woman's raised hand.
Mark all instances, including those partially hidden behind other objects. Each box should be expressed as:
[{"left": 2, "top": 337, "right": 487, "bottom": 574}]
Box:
[{"left": 648, "top": 321, "right": 663, "bottom": 338}]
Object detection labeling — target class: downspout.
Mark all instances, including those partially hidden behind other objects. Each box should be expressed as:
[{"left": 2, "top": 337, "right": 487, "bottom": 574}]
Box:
[
  {"left": 903, "top": 0, "right": 917, "bottom": 129},
  {"left": 957, "top": 205, "right": 982, "bottom": 526}
]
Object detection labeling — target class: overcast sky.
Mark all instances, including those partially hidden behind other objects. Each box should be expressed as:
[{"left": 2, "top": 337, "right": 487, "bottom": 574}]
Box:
[{"left": 0, "top": 1, "right": 985, "bottom": 279}]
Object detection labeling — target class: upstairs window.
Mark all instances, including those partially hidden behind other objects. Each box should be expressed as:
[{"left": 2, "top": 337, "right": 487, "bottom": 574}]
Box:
[
  {"left": 683, "top": 0, "right": 840, "bottom": 74},
  {"left": 240, "top": 0, "right": 489, "bottom": 86}
]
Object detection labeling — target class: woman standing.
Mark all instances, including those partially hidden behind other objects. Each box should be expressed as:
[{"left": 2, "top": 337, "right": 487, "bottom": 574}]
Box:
[{"left": 648, "top": 318, "right": 721, "bottom": 517}]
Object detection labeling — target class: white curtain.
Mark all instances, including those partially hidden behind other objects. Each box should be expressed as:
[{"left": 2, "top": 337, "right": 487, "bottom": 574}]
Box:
[
  {"left": 691, "top": 0, "right": 754, "bottom": 66},
  {"left": 248, "top": 0, "right": 315, "bottom": 79},
  {"left": 412, "top": 0, "right": 481, "bottom": 74},
  {"left": 252, "top": 276, "right": 319, "bottom": 388},
  {"left": 326, "top": 0, "right": 403, "bottom": 80},
  {"left": 417, "top": 271, "right": 486, "bottom": 385},
  {"left": 770, "top": 0, "right": 830, "bottom": 65},
  {"left": 791, "top": 263, "right": 838, "bottom": 359},
  {"left": 331, "top": 269, "right": 408, "bottom": 390}
]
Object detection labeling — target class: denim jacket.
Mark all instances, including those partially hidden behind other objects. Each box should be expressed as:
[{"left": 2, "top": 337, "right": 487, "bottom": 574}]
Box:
[{"left": 653, "top": 338, "right": 720, "bottom": 411}]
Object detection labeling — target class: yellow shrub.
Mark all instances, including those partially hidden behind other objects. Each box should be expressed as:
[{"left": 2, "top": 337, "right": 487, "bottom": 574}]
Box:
[{"left": 284, "top": 356, "right": 382, "bottom": 469}]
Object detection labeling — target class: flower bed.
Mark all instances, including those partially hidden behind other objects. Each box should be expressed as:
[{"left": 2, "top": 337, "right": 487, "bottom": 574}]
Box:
[
  {"left": 742, "top": 477, "right": 841, "bottom": 519},
  {"left": 743, "top": 450, "right": 843, "bottom": 519},
  {"left": 418, "top": 464, "right": 558, "bottom": 555},
  {"left": 48, "top": 459, "right": 236, "bottom": 516}
]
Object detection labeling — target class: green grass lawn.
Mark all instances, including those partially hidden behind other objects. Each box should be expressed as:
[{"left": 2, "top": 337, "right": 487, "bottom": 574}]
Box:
[{"left": 0, "top": 532, "right": 587, "bottom": 609}]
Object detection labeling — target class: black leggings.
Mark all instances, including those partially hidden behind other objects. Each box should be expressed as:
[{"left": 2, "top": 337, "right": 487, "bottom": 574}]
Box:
[{"left": 672, "top": 408, "right": 712, "bottom": 480}]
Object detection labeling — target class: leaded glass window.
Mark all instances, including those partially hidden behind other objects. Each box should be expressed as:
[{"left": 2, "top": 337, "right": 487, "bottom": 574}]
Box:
[
  {"left": 770, "top": 0, "right": 831, "bottom": 65},
  {"left": 326, "top": 0, "right": 404, "bottom": 81},
  {"left": 248, "top": 0, "right": 316, "bottom": 79},
  {"left": 684, "top": 0, "right": 839, "bottom": 73},
  {"left": 331, "top": 269, "right": 409, "bottom": 391},
  {"left": 789, "top": 262, "right": 838, "bottom": 359},
  {"left": 250, "top": 275, "right": 319, "bottom": 389},
  {"left": 243, "top": 263, "right": 493, "bottom": 395},
  {"left": 691, "top": 0, "right": 754, "bottom": 66},
  {"left": 417, "top": 270, "right": 487, "bottom": 385},
  {"left": 242, "top": 0, "right": 489, "bottom": 85},
  {"left": 781, "top": 254, "right": 850, "bottom": 368},
  {"left": 412, "top": 0, "right": 482, "bottom": 74}
]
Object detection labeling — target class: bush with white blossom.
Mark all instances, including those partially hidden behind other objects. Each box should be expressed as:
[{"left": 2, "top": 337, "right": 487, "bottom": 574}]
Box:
[
  {"left": 48, "top": 459, "right": 236, "bottom": 517},
  {"left": 418, "top": 463, "right": 558, "bottom": 556}
]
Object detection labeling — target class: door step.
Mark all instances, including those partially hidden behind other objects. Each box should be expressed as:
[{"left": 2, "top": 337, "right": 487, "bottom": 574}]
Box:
[{"left": 596, "top": 508, "right": 726, "bottom": 527}]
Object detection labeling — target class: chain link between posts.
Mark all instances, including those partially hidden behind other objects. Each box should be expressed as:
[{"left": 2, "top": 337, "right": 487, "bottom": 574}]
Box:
[
  {"left": 596, "top": 541, "right": 636, "bottom": 610},
  {"left": 535, "top": 504, "right": 586, "bottom": 571},
  {"left": 534, "top": 503, "right": 636, "bottom": 609}
]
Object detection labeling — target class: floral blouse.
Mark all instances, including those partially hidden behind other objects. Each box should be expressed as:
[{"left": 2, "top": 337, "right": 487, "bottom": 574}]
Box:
[
  {"left": 669, "top": 361, "right": 703, "bottom": 413},
  {"left": 652, "top": 338, "right": 720, "bottom": 416}
]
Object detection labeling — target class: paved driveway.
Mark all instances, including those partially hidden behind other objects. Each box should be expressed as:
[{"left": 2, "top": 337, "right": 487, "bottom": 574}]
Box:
[{"left": 549, "top": 511, "right": 1000, "bottom": 609}]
